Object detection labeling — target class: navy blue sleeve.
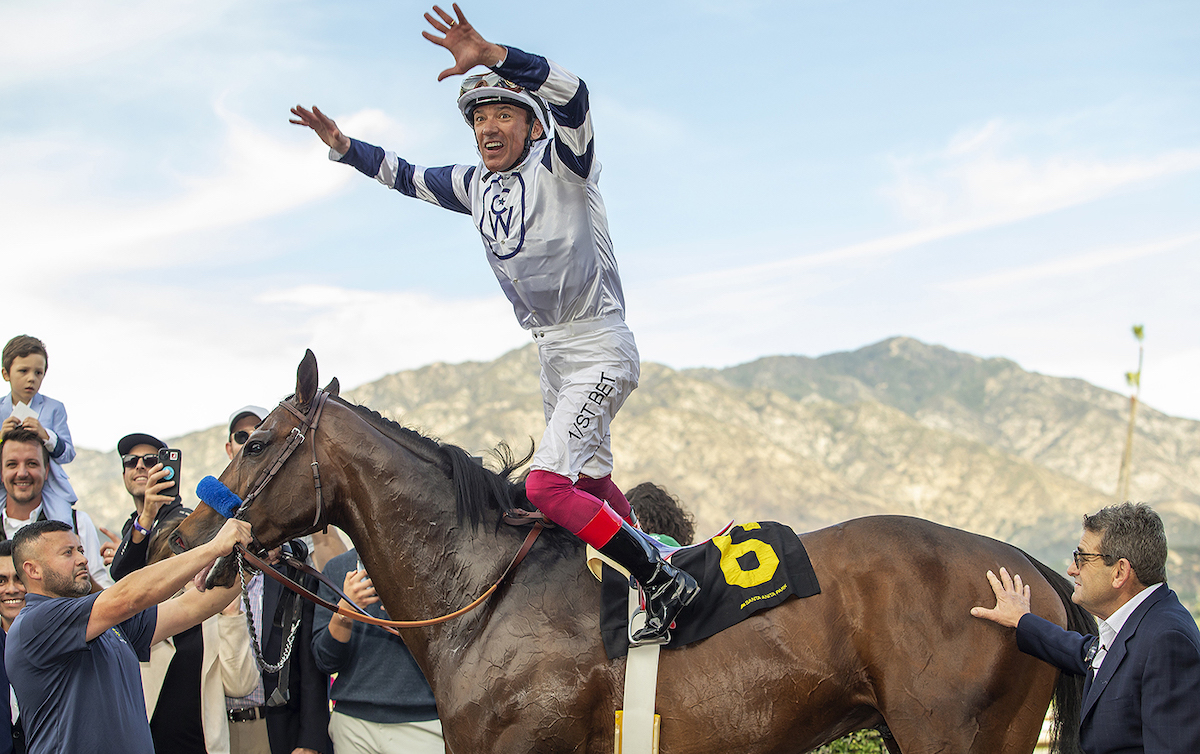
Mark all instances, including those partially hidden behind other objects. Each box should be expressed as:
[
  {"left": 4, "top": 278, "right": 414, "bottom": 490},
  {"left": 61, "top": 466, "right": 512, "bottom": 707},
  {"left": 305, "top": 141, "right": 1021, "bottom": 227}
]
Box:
[
  {"left": 338, "top": 138, "right": 472, "bottom": 213},
  {"left": 1015, "top": 613, "right": 1094, "bottom": 676},
  {"left": 119, "top": 605, "right": 158, "bottom": 662},
  {"left": 1141, "top": 625, "right": 1200, "bottom": 751},
  {"left": 491, "top": 46, "right": 550, "bottom": 90},
  {"left": 549, "top": 80, "right": 588, "bottom": 130},
  {"left": 494, "top": 46, "right": 595, "bottom": 179},
  {"left": 339, "top": 139, "right": 388, "bottom": 179},
  {"left": 0, "top": 632, "right": 11, "bottom": 754}
]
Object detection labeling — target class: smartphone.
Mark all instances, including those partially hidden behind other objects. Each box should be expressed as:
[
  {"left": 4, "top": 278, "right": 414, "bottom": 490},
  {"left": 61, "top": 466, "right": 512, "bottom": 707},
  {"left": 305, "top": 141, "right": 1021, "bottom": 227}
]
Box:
[{"left": 158, "top": 448, "right": 183, "bottom": 499}]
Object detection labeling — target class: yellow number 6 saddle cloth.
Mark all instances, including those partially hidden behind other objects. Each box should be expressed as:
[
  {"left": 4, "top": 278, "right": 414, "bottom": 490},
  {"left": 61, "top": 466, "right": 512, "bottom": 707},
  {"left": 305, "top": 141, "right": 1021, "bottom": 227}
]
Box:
[{"left": 594, "top": 522, "right": 821, "bottom": 659}]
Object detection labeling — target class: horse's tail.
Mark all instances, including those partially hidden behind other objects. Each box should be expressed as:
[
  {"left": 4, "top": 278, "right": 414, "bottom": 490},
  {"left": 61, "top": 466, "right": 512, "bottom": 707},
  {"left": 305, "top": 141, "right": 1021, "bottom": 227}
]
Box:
[{"left": 1019, "top": 550, "right": 1097, "bottom": 754}]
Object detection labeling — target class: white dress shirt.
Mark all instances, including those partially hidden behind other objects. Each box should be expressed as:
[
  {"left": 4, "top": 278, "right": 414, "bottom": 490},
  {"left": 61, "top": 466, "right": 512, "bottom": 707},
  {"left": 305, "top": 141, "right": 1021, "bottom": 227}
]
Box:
[{"left": 1092, "top": 581, "right": 1163, "bottom": 671}]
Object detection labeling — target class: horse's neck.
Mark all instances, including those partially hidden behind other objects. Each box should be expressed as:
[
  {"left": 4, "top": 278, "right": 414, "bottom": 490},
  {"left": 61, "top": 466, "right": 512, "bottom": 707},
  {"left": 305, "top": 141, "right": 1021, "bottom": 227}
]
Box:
[{"left": 328, "top": 436, "right": 516, "bottom": 645}]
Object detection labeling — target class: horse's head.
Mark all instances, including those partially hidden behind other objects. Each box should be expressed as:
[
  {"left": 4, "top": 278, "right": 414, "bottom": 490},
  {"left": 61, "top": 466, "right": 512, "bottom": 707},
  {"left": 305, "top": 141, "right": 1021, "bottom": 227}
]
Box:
[{"left": 169, "top": 349, "right": 341, "bottom": 588}]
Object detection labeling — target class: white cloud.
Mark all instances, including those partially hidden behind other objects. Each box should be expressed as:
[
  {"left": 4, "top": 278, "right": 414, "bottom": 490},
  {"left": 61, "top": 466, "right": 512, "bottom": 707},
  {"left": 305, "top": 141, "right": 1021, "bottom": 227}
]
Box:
[
  {"left": 0, "top": 0, "right": 239, "bottom": 85},
  {"left": 1149, "top": 349, "right": 1200, "bottom": 421},
  {"left": 0, "top": 106, "right": 415, "bottom": 276},
  {"left": 644, "top": 121, "right": 1200, "bottom": 302},
  {"left": 256, "top": 285, "right": 529, "bottom": 386},
  {"left": 883, "top": 119, "right": 1200, "bottom": 226},
  {"left": 10, "top": 280, "right": 528, "bottom": 450},
  {"left": 940, "top": 232, "right": 1200, "bottom": 293}
]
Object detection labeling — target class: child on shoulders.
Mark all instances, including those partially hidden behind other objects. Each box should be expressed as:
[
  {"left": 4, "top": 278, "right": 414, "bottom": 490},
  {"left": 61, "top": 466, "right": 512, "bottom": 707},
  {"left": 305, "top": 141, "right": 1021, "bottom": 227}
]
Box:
[{"left": 1, "top": 335, "right": 78, "bottom": 523}]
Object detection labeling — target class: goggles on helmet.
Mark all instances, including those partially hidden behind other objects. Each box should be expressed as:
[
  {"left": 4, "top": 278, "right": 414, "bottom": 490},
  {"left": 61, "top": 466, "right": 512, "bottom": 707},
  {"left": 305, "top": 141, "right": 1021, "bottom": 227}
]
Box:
[{"left": 459, "top": 72, "right": 525, "bottom": 97}]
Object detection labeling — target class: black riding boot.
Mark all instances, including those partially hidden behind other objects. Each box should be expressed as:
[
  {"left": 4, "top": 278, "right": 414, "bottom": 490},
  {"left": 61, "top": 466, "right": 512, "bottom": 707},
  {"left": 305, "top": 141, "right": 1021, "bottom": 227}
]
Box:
[{"left": 599, "top": 521, "right": 700, "bottom": 643}]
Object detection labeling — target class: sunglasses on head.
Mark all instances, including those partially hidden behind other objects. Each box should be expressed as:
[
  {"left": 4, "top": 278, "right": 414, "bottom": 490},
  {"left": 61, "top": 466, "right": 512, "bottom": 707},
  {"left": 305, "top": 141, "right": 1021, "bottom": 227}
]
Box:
[
  {"left": 121, "top": 453, "right": 160, "bottom": 470},
  {"left": 231, "top": 430, "right": 251, "bottom": 445}
]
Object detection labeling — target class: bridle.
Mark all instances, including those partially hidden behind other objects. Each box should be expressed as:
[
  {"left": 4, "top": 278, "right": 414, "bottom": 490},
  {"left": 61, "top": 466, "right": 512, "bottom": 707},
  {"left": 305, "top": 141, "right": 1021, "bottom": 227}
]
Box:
[
  {"left": 183, "top": 388, "right": 544, "bottom": 632},
  {"left": 237, "top": 389, "right": 332, "bottom": 535}
]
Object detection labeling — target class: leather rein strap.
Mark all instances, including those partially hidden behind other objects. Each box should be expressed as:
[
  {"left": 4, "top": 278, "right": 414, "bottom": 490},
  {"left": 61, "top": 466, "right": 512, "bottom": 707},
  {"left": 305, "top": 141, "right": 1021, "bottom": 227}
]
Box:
[
  {"left": 236, "top": 521, "right": 542, "bottom": 631},
  {"left": 229, "top": 388, "right": 544, "bottom": 630}
]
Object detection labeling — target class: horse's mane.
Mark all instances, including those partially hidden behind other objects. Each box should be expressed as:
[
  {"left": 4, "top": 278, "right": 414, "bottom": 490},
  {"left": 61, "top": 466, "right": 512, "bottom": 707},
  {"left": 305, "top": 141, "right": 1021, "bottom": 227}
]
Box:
[{"left": 332, "top": 396, "right": 534, "bottom": 529}]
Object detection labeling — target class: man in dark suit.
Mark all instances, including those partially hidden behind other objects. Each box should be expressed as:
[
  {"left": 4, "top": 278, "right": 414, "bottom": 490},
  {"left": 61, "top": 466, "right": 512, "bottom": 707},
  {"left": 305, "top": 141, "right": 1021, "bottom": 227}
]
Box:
[
  {"left": 972, "top": 502, "right": 1200, "bottom": 754},
  {"left": 259, "top": 541, "right": 330, "bottom": 754}
]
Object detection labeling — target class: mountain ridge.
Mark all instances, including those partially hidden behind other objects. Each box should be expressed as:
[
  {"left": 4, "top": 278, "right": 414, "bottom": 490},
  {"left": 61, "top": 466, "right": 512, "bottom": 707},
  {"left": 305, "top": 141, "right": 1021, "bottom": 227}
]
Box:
[{"left": 65, "top": 337, "right": 1200, "bottom": 609}]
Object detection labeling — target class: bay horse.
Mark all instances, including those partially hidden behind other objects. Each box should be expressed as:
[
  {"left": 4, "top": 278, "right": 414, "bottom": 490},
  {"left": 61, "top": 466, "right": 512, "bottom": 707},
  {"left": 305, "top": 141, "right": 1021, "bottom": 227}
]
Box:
[{"left": 171, "top": 351, "right": 1093, "bottom": 754}]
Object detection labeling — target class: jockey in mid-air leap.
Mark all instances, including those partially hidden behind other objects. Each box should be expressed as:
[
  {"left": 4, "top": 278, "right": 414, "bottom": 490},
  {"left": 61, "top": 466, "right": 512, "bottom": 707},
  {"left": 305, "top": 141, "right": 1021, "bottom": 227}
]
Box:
[{"left": 290, "top": 3, "right": 698, "bottom": 643}]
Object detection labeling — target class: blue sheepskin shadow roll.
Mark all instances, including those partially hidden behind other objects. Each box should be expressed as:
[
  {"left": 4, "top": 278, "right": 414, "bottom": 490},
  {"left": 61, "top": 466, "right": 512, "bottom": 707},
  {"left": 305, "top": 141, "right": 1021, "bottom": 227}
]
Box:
[{"left": 197, "top": 476, "right": 244, "bottom": 519}]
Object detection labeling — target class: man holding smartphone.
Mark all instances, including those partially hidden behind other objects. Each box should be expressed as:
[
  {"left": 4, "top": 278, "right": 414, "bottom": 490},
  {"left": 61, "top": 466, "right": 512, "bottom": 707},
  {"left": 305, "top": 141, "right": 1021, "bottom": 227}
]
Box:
[{"left": 109, "top": 432, "right": 189, "bottom": 581}]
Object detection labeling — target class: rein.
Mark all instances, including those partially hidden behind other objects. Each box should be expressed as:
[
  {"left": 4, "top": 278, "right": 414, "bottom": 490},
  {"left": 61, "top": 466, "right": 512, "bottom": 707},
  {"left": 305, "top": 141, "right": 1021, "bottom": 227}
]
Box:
[
  {"left": 235, "top": 521, "right": 543, "bottom": 631},
  {"left": 203, "top": 387, "right": 545, "bottom": 631}
]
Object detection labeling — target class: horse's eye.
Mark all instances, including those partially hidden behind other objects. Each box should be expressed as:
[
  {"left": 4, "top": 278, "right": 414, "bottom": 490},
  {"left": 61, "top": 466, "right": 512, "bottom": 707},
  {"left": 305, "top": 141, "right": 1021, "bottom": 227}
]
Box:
[{"left": 245, "top": 441, "right": 266, "bottom": 456}]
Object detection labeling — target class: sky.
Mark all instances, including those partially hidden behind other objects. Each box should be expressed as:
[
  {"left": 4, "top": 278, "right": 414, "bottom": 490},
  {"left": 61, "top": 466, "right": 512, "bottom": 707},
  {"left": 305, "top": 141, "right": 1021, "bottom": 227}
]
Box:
[{"left": 2, "top": 0, "right": 1197, "bottom": 451}]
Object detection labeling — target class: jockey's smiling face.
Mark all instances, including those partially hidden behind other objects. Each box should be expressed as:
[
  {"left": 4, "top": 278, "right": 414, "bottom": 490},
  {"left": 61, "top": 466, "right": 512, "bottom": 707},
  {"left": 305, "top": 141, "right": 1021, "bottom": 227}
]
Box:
[{"left": 472, "top": 103, "right": 543, "bottom": 172}]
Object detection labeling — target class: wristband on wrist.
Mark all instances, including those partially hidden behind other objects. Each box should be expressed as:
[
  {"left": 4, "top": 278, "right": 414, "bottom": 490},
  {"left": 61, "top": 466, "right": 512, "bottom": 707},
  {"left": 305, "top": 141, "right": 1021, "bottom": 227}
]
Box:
[{"left": 133, "top": 519, "right": 150, "bottom": 537}]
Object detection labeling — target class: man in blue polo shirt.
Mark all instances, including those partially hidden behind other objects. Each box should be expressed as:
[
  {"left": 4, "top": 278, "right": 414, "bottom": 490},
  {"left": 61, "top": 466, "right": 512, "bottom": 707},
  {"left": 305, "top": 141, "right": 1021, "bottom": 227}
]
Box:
[{"left": 5, "top": 516, "right": 252, "bottom": 754}]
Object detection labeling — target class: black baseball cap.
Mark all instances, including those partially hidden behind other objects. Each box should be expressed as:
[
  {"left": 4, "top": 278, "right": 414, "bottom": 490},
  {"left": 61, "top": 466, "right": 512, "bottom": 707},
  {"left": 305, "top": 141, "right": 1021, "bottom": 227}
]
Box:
[{"left": 117, "top": 433, "right": 167, "bottom": 456}]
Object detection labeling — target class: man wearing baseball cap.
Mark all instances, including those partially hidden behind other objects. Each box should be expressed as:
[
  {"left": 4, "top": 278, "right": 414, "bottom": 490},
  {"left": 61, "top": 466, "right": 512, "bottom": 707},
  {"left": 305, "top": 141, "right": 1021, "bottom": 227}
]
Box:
[
  {"left": 226, "top": 406, "right": 268, "bottom": 462},
  {"left": 109, "top": 432, "right": 189, "bottom": 581}
]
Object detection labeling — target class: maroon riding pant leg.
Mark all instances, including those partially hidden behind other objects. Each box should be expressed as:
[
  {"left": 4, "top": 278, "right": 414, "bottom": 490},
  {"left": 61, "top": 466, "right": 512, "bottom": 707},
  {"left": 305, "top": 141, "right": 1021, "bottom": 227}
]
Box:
[{"left": 526, "top": 469, "right": 624, "bottom": 547}]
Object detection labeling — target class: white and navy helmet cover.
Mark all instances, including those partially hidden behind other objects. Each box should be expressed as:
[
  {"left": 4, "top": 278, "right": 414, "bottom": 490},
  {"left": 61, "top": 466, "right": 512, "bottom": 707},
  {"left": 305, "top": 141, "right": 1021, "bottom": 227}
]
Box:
[{"left": 457, "top": 73, "right": 552, "bottom": 140}]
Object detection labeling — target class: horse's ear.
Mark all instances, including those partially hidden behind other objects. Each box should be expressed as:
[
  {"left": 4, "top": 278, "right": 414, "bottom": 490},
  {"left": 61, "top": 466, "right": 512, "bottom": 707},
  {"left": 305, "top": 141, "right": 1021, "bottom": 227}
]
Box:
[
  {"left": 324, "top": 377, "right": 340, "bottom": 397},
  {"left": 296, "top": 350, "right": 318, "bottom": 408}
]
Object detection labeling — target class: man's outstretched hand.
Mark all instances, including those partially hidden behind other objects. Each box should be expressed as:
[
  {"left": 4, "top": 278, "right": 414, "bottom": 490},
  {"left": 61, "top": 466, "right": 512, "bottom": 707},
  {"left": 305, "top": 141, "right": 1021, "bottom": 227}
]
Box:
[
  {"left": 422, "top": 4, "right": 506, "bottom": 81},
  {"left": 970, "top": 567, "right": 1032, "bottom": 629},
  {"left": 289, "top": 105, "right": 351, "bottom": 154}
]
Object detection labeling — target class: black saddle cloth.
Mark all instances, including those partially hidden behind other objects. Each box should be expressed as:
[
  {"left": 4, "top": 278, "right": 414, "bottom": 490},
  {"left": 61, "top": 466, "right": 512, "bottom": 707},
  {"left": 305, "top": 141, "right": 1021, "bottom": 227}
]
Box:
[{"left": 600, "top": 521, "right": 820, "bottom": 659}]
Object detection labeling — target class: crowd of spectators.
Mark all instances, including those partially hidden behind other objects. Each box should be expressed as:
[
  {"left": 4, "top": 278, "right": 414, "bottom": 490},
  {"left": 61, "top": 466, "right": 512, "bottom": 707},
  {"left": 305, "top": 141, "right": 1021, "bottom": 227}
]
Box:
[
  {"left": 0, "top": 333, "right": 720, "bottom": 754},
  {"left": 0, "top": 334, "right": 432, "bottom": 754}
]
